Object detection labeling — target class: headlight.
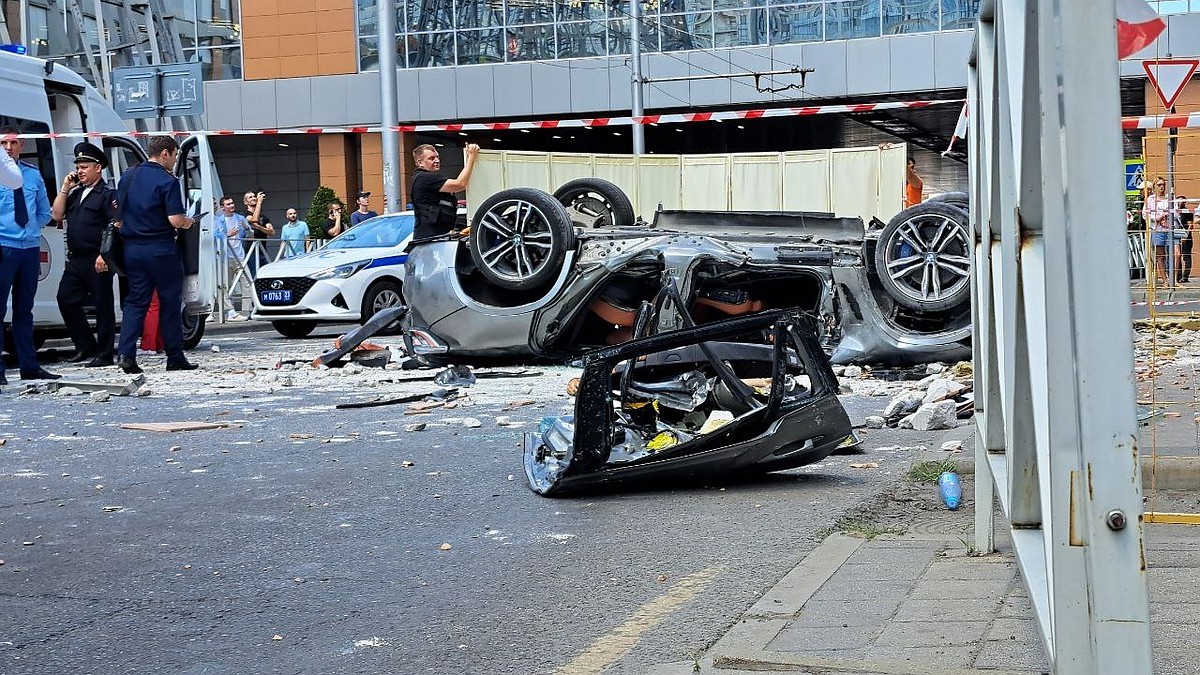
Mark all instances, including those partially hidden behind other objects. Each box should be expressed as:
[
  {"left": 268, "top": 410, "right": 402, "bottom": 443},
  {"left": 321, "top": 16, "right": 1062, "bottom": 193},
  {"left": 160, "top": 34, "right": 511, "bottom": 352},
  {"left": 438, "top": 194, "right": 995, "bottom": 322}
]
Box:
[{"left": 310, "top": 260, "right": 371, "bottom": 280}]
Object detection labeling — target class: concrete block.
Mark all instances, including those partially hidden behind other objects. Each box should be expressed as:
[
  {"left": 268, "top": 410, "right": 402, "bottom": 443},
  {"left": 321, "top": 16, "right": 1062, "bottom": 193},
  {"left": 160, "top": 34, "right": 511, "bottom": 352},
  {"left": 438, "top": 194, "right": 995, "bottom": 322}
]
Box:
[
  {"left": 809, "top": 579, "right": 912, "bottom": 602},
  {"left": 973, "top": 636, "right": 1051, "bottom": 672},
  {"left": 909, "top": 578, "right": 1010, "bottom": 601},
  {"left": 789, "top": 597, "right": 905, "bottom": 627},
  {"left": 893, "top": 596, "right": 1002, "bottom": 623},
  {"left": 859, "top": 644, "right": 978, "bottom": 669},
  {"left": 767, "top": 624, "right": 878, "bottom": 652}
]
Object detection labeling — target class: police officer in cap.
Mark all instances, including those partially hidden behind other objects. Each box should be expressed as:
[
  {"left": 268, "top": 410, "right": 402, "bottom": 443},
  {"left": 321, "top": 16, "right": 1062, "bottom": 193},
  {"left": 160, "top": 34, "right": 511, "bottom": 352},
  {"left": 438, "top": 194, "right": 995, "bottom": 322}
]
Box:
[
  {"left": 51, "top": 142, "right": 118, "bottom": 367},
  {"left": 113, "top": 135, "right": 198, "bottom": 374}
]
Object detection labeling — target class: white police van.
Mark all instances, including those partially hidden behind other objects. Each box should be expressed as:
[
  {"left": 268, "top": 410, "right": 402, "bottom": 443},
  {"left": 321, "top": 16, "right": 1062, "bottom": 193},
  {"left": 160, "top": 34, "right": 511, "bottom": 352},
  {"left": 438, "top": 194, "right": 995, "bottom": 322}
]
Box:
[{"left": 1, "top": 49, "right": 219, "bottom": 350}]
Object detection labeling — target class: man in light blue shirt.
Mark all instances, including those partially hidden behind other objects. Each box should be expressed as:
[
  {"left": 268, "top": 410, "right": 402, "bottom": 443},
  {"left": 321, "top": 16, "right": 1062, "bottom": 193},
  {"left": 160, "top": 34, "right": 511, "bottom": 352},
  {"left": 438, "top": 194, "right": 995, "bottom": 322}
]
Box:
[
  {"left": 281, "top": 207, "right": 308, "bottom": 258},
  {"left": 214, "top": 195, "right": 251, "bottom": 320},
  {"left": 0, "top": 126, "right": 55, "bottom": 383}
]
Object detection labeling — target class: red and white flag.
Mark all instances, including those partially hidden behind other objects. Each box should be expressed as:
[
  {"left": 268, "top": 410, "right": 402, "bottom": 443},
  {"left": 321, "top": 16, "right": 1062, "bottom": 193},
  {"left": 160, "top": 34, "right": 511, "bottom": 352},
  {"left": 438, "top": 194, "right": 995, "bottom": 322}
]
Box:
[{"left": 1117, "top": 0, "right": 1166, "bottom": 59}]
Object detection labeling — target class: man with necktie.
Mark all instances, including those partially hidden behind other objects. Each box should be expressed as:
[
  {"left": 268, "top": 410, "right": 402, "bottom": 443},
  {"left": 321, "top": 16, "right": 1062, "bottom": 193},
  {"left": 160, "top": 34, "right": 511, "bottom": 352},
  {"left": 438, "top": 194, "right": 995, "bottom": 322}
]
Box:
[{"left": 0, "top": 125, "right": 57, "bottom": 383}]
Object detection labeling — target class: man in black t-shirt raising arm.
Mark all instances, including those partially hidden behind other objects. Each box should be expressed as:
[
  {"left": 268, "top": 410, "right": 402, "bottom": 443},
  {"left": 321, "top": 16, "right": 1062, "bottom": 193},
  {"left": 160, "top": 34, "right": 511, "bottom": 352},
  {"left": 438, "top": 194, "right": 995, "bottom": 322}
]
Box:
[{"left": 410, "top": 143, "right": 480, "bottom": 242}]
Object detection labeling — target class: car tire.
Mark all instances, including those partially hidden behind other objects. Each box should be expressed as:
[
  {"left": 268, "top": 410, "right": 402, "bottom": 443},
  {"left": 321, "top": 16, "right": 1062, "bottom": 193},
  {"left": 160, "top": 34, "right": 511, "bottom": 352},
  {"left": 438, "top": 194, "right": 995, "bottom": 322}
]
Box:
[
  {"left": 272, "top": 320, "right": 316, "bottom": 339},
  {"left": 927, "top": 191, "right": 970, "bottom": 213},
  {"left": 361, "top": 279, "right": 405, "bottom": 335},
  {"left": 182, "top": 312, "right": 207, "bottom": 350},
  {"left": 469, "top": 187, "right": 576, "bottom": 292},
  {"left": 873, "top": 202, "right": 972, "bottom": 312},
  {"left": 553, "top": 177, "right": 636, "bottom": 229}
]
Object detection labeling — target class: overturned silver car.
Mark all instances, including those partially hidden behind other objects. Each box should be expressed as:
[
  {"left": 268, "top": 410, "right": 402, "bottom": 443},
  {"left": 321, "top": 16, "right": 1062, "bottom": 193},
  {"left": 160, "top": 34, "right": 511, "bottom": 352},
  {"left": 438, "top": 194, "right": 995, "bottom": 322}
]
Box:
[{"left": 402, "top": 180, "right": 971, "bottom": 366}]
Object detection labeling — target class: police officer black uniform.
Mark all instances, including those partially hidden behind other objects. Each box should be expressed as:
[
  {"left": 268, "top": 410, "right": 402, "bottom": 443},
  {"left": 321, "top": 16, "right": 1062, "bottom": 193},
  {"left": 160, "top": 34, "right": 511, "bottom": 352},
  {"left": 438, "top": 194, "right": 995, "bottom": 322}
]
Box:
[
  {"left": 113, "top": 136, "right": 198, "bottom": 374},
  {"left": 52, "top": 142, "right": 118, "bottom": 367}
]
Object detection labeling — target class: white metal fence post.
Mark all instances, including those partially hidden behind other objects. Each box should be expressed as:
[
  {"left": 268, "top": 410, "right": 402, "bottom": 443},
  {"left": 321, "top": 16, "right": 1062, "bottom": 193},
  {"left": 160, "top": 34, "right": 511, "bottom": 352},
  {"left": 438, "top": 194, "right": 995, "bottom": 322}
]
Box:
[{"left": 970, "top": 0, "right": 1153, "bottom": 671}]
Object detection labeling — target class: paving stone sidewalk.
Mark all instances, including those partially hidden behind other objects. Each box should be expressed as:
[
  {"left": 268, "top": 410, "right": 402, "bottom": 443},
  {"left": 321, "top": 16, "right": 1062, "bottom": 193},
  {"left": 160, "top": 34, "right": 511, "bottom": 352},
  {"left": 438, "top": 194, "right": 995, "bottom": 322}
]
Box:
[{"left": 646, "top": 478, "right": 1200, "bottom": 675}]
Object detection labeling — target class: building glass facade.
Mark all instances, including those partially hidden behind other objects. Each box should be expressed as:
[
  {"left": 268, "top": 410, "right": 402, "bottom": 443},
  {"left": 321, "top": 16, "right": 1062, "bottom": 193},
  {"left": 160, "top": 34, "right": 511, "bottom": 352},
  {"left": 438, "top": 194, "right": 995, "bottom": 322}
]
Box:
[
  {"left": 357, "top": 0, "right": 980, "bottom": 70},
  {"left": 2, "top": 0, "right": 241, "bottom": 82}
]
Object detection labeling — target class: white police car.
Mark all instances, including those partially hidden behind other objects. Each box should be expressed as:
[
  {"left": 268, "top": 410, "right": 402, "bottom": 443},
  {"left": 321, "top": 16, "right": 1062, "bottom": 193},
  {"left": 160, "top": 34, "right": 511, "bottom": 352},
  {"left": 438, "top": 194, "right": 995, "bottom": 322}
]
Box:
[{"left": 251, "top": 212, "right": 416, "bottom": 338}]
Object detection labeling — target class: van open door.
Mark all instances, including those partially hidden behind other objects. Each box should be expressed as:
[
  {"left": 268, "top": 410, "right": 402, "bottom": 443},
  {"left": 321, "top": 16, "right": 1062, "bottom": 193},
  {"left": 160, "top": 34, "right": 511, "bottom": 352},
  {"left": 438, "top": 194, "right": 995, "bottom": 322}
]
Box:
[{"left": 177, "top": 135, "right": 220, "bottom": 349}]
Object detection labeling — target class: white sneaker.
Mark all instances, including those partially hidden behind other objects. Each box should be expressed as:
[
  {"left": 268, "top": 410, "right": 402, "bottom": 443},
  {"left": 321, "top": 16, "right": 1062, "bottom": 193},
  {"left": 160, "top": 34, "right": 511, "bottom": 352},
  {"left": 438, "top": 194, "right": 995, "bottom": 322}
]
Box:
[{"left": 226, "top": 312, "right": 248, "bottom": 322}]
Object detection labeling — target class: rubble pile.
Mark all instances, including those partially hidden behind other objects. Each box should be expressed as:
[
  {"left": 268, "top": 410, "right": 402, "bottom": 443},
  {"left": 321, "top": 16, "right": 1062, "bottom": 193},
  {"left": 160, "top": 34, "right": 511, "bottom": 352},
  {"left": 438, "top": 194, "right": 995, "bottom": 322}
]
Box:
[{"left": 836, "top": 361, "right": 974, "bottom": 431}]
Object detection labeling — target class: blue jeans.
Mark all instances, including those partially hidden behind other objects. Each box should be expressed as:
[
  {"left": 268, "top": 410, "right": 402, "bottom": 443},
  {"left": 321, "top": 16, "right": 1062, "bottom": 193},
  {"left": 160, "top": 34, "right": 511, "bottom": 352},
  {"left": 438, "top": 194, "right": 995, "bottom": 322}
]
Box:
[
  {"left": 117, "top": 240, "right": 185, "bottom": 361},
  {"left": 0, "top": 246, "right": 41, "bottom": 373}
]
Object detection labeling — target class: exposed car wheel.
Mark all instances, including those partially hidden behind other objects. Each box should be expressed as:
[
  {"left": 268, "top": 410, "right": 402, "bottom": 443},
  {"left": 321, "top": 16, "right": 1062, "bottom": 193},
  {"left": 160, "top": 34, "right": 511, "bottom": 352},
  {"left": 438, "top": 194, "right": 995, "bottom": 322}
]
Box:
[
  {"left": 470, "top": 187, "right": 576, "bottom": 291},
  {"left": 873, "top": 202, "right": 972, "bottom": 312},
  {"left": 182, "top": 312, "right": 207, "bottom": 350},
  {"left": 361, "top": 280, "right": 405, "bottom": 335},
  {"left": 272, "top": 320, "right": 316, "bottom": 339},
  {"left": 927, "top": 191, "right": 970, "bottom": 213},
  {"left": 553, "top": 177, "right": 636, "bottom": 229}
]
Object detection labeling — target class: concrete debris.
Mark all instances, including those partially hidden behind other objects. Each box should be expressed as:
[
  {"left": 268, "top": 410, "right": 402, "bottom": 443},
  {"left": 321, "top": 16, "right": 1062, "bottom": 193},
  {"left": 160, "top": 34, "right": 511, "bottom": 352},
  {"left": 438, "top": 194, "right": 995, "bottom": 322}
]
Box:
[
  {"left": 864, "top": 416, "right": 885, "bottom": 429},
  {"left": 849, "top": 462, "right": 879, "bottom": 469},
  {"left": 434, "top": 365, "right": 477, "bottom": 388},
  {"left": 120, "top": 421, "right": 236, "bottom": 433},
  {"left": 403, "top": 423, "right": 427, "bottom": 432},
  {"left": 88, "top": 391, "right": 111, "bottom": 403},
  {"left": 923, "top": 379, "right": 968, "bottom": 404},
  {"left": 884, "top": 391, "right": 924, "bottom": 419},
  {"left": 401, "top": 461, "right": 416, "bottom": 467},
  {"left": 916, "top": 373, "right": 944, "bottom": 388},
  {"left": 55, "top": 386, "right": 84, "bottom": 396},
  {"left": 925, "top": 362, "right": 946, "bottom": 374},
  {"left": 951, "top": 361, "right": 973, "bottom": 379},
  {"left": 462, "top": 418, "right": 483, "bottom": 428},
  {"left": 342, "top": 362, "right": 365, "bottom": 375},
  {"left": 842, "top": 365, "right": 863, "bottom": 379},
  {"left": 909, "top": 400, "right": 958, "bottom": 431},
  {"left": 49, "top": 374, "right": 146, "bottom": 396},
  {"left": 831, "top": 365, "right": 846, "bottom": 376},
  {"left": 439, "top": 543, "right": 453, "bottom": 551},
  {"left": 210, "top": 344, "right": 221, "bottom": 353},
  {"left": 941, "top": 440, "right": 964, "bottom": 453},
  {"left": 495, "top": 416, "right": 512, "bottom": 426}
]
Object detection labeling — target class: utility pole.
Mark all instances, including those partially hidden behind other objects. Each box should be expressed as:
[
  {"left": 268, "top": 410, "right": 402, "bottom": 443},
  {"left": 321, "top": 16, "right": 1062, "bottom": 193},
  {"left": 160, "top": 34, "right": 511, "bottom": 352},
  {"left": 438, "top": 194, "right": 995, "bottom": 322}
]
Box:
[
  {"left": 378, "top": 0, "right": 401, "bottom": 213},
  {"left": 629, "top": 0, "right": 645, "bottom": 155}
]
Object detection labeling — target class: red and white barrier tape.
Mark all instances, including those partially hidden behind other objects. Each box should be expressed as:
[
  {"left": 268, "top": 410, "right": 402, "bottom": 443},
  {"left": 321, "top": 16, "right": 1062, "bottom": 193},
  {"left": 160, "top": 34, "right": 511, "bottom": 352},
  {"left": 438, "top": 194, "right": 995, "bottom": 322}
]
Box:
[
  {"left": 1123, "top": 113, "right": 1200, "bottom": 130},
  {"left": 1, "top": 98, "right": 964, "bottom": 140}
]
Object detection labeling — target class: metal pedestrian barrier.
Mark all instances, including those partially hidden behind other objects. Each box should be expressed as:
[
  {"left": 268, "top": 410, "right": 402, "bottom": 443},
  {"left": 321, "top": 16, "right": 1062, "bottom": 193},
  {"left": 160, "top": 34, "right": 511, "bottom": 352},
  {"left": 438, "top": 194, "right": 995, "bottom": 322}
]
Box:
[{"left": 213, "top": 237, "right": 328, "bottom": 322}]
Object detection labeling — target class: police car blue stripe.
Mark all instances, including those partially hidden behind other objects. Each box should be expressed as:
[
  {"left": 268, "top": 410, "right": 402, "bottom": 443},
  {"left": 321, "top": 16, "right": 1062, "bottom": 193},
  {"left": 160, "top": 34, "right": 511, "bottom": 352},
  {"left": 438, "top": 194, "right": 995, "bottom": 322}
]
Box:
[{"left": 365, "top": 254, "right": 408, "bottom": 269}]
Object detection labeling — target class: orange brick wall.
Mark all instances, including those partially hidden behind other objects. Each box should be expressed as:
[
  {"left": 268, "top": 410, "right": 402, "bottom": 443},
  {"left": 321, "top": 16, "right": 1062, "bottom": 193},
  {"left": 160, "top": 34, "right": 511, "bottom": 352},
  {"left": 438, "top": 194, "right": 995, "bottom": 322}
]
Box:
[
  {"left": 318, "top": 135, "right": 358, "bottom": 207},
  {"left": 242, "top": 0, "right": 357, "bottom": 81}
]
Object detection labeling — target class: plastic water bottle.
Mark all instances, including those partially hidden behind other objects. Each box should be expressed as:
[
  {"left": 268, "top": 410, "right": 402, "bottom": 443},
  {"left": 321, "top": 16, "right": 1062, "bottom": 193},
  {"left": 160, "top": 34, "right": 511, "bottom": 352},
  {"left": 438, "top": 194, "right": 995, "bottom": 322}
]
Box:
[{"left": 938, "top": 471, "right": 962, "bottom": 510}]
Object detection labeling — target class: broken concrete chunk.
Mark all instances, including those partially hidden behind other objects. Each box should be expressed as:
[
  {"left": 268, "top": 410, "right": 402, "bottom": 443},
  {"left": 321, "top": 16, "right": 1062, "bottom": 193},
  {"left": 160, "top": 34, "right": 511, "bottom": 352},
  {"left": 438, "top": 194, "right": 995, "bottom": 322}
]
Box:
[
  {"left": 941, "top": 440, "right": 964, "bottom": 453},
  {"left": 925, "top": 363, "right": 946, "bottom": 374},
  {"left": 56, "top": 386, "right": 84, "bottom": 396},
  {"left": 898, "top": 412, "right": 917, "bottom": 429},
  {"left": 495, "top": 416, "right": 512, "bottom": 426},
  {"left": 403, "top": 423, "right": 427, "bottom": 432},
  {"left": 842, "top": 365, "right": 863, "bottom": 379},
  {"left": 910, "top": 400, "right": 958, "bottom": 431},
  {"left": 88, "top": 391, "right": 111, "bottom": 403},
  {"left": 433, "top": 365, "right": 477, "bottom": 388},
  {"left": 951, "top": 361, "right": 973, "bottom": 379},
  {"left": 864, "top": 415, "right": 885, "bottom": 429},
  {"left": 923, "top": 379, "right": 968, "bottom": 404},
  {"left": 462, "top": 418, "right": 483, "bottom": 429},
  {"left": 884, "top": 391, "right": 924, "bottom": 418}
]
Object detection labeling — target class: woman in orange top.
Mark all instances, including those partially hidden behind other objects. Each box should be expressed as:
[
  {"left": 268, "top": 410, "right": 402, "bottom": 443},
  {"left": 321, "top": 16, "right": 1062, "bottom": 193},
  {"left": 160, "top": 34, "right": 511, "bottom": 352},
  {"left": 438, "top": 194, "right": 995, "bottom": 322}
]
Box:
[{"left": 905, "top": 157, "right": 924, "bottom": 207}]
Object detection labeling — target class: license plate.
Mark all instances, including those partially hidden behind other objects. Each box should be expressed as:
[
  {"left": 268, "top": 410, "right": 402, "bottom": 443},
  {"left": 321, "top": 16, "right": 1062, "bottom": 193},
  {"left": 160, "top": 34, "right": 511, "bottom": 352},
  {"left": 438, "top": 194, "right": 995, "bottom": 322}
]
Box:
[{"left": 260, "top": 289, "right": 293, "bottom": 304}]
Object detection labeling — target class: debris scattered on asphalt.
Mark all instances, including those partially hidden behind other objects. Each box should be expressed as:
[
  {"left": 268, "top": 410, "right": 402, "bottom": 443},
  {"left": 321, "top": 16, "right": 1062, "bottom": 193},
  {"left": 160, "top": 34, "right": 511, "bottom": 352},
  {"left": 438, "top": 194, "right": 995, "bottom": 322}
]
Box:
[
  {"left": 849, "top": 462, "right": 880, "bottom": 469},
  {"left": 101, "top": 505, "right": 124, "bottom": 512},
  {"left": 55, "top": 386, "right": 84, "bottom": 396},
  {"left": 434, "top": 365, "right": 477, "bottom": 387},
  {"left": 120, "top": 421, "right": 237, "bottom": 433},
  {"left": 89, "top": 391, "right": 111, "bottom": 403},
  {"left": 403, "top": 423, "right": 427, "bottom": 432},
  {"left": 313, "top": 306, "right": 406, "bottom": 367},
  {"left": 941, "top": 440, "right": 964, "bottom": 453},
  {"left": 336, "top": 391, "right": 431, "bottom": 410},
  {"left": 462, "top": 418, "right": 483, "bottom": 428},
  {"left": 864, "top": 415, "right": 885, "bottom": 428},
  {"left": 401, "top": 460, "right": 415, "bottom": 467},
  {"left": 48, "top": 374, "right": 146, "bottom": 396},
  {"left": 438, "top": 543, "right": 453, "bottom": 551}
]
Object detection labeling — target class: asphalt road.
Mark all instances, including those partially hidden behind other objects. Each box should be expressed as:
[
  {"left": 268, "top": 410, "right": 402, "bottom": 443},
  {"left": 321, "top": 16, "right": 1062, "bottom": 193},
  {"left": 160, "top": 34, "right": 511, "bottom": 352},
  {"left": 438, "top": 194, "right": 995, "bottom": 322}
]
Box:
[{"left": 1, "top": 323, "right": 954, "bottom": 675}]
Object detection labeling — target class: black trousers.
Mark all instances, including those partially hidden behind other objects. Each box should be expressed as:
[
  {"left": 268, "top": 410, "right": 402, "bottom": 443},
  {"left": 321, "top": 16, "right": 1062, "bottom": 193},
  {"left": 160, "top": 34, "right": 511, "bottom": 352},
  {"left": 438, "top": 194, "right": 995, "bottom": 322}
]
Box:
[
  {"left": 57, "top": 254, "right": 116, "bottom": 358},
  {"left": 1182, "top": 234, "right": 1194, "bottom": 280}
]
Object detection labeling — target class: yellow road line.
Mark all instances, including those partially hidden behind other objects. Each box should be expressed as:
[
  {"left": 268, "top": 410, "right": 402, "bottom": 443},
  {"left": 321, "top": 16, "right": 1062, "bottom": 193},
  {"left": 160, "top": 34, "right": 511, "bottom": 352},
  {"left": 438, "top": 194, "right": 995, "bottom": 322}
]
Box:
[
  {"left": 555, "top": 565, "right": 723, "bottom": 675},
  {"left": 1144, "top": 511, "right": 1200, "bottom": 525}
]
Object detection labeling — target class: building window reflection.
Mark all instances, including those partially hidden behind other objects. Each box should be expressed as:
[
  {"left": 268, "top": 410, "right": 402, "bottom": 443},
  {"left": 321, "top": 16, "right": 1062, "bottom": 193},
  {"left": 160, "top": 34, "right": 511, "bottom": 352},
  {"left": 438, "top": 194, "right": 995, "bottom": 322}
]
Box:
[
  {"left": 9, "top": 0, "right": 242, "bottom": 83},
  {"left": 355, "top": 0, "right": 980, "bottom": 70}
]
